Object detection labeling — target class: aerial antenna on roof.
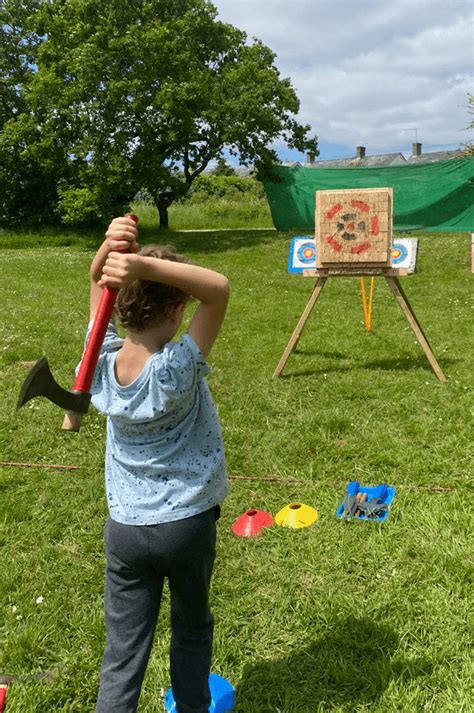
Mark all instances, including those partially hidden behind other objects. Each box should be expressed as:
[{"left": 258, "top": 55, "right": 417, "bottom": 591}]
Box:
[{"left": 403, "top": 127, "right": 418, "bottom": 143}]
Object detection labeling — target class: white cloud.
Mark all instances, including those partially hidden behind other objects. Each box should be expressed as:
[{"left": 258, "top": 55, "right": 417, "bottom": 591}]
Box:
[{"left": 213, "top": 0, "right": 473, "bottom": 156}]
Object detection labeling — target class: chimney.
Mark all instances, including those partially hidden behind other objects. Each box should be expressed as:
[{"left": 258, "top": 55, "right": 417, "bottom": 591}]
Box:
[
  {"left": 412, "top": 142, "right": 422, "bottom": 156},
  {"left": 307, "top": 151, "right": 316, "bottom": 165},
  {"left": 356, "top": 146, "right": 366, "bottom": 159}
]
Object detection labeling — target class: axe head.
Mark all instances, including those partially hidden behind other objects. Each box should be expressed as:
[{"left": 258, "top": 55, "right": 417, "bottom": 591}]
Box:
[
  {"left": 17, "top": 357, "right": 91, "bottom": 414},
  {"left": 0, "top": 671, "right": 54, "bottom": 685}
]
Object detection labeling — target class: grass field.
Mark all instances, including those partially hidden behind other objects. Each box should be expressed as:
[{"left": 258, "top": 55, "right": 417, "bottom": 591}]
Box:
[{"left": 0, "top": 219, "right": 472, "bottom": 712}]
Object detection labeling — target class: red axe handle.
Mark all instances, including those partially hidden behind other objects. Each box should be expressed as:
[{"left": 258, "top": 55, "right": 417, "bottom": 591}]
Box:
[
  {"left": 62, "top": 214, "right": 138, "bottom": 432},
  {"left": 0, "top": 685, "right": 7, "bottom": 712},
  {"left": 72, "top": 283, "right": 118, "bottom": 395}
]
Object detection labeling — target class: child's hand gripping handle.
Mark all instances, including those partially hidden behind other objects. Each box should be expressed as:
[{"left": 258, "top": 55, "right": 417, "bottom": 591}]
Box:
[{"left": 62, "top": 214, "right": 139, "bottom": 432}]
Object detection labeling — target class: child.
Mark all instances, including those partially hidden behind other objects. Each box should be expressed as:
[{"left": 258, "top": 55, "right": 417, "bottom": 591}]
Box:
[{"left": 85, "top": 216, "right": 230, "bottom": 713}]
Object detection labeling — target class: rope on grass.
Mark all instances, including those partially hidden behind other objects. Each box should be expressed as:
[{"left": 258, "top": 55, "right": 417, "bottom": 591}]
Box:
[
  {"left": 229, "top": 474, "right": 467, "bottom": 492},
  {"left": 229, "top": 473, "right": 302, "bottom": 484},
  {"left": 334, "top": 480, "right": 469, "bottom": 494},
  {"left": 1, "top": 464, "right": 467, "bottom": 493},
  {"left": 0, "top": 461, "right": 80, "bottom": 471},
  {"left": 399, "top": 484, "right": 469, "bottom": 493}
]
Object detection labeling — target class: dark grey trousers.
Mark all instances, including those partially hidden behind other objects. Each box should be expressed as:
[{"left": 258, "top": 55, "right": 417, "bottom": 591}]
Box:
[{"left": 96, "top": 507, "right": 219, "bottom": 713}]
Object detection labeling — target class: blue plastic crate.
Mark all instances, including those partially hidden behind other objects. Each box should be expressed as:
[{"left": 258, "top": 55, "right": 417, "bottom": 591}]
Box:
[
  {"left": 336, "top": 482, "right": 396, "bottom": 522},
  {"left": 165, "top": 673, "right": 235, "bottom": 712}
]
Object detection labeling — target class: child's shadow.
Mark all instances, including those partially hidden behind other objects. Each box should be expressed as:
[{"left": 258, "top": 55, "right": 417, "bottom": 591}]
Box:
[{"left": 234, "top": 616, "right": 432, "bottom": 712}]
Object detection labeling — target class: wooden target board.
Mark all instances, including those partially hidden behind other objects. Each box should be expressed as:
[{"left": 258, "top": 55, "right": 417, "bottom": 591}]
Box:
[{"left": 316, "top": 188, "right": 393, "bottom": 268}]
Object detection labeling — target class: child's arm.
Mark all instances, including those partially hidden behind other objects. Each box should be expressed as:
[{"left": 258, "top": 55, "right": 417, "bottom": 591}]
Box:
[
  {"left": 89, "top": 217, "right": 139, "bottom": 320},
  {"left": 99, "top": 252, "right": 230, "bottom": 357}
]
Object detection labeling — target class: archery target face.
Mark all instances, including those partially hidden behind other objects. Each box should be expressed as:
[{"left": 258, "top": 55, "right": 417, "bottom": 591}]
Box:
[
  {"left": 288, "top": 237, "right": 317, "bottom": 272},
  {"left": 391, "top": 237, "right": 418, "bottom": 273},
  {"left": 391, "top": 243, "right": 407, "bottom": 263},
  {"left": 316, "top": 188, "right": 392, "bottom": 267}
]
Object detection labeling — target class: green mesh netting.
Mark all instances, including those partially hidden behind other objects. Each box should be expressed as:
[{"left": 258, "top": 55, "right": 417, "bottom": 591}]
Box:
[{"left": 263, "top": 158, "right": 474, "bottom": 232}]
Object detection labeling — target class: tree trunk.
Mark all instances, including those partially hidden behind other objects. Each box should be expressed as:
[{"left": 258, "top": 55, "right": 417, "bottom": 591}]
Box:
[
  {"left": 157, "top": 202, "right": 169, "bottom": 229},
  {"left": 154, "top": 179, "right": 193, "bottom": 229},
  {"left": 154, "top": 195, "right": 170, "bottom": 229}
]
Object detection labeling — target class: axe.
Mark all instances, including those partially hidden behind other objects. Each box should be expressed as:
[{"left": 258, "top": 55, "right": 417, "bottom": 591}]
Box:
[{"left": 17, "top": 214, "right": 138, "bottom": 432}]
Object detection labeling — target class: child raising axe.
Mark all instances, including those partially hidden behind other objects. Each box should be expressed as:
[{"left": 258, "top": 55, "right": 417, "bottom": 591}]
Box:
[{"left": 83, "top": 216, "right": 230, "bottom": 713}]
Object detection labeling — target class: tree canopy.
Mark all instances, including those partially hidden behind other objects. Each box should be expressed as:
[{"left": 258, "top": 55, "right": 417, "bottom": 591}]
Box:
[
  {"left": 0, "top": 0, "right": 317, "bottom": 227},
  {"left": 211, "top": 157, "right": 236, "bottom": 177}
]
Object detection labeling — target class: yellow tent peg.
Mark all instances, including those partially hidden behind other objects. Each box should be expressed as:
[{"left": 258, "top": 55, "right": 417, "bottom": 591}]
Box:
[{"left": 275, "top": 502, "right": 318, "bottom": 529}]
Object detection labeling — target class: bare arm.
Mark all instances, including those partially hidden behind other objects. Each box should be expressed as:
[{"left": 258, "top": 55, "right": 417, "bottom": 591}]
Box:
[
  {"left": 99, "top": 253, "right": 230, "bottom": 357},
  {"left": 89, "top": 217, "right": 139, "bottom": 320}
]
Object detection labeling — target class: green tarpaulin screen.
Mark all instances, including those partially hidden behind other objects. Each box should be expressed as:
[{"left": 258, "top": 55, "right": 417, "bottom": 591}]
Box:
[{"left": 263, "top": 157, "right": 474, "bottom": 232}]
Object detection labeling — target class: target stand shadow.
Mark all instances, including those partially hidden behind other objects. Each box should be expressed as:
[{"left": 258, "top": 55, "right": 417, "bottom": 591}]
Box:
[{"left": 273, "top": 188, "right": 446, "bottom": 382}]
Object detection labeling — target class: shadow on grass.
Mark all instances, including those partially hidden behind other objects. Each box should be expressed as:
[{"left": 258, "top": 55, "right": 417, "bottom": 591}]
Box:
[
  {"left": 235, "top": 616, "right": 432, "bottom": 712},
  {"left": 139, "top": 228, "right": 280, "bottom": 254},
  {"left": 0, "top": 228, "right": 281, "bottom": 254},
  {"left": 293, "top": 349, "right": 348, "bottom": 359},
  {"left": 279, "top": 354, "right": 457, "bottom": 379}
]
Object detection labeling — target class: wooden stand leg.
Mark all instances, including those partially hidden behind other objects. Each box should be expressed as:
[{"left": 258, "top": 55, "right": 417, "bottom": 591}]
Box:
[
  {"left": 272, "top": 277, "right": 328, "bottom": 379},
  {"left": 385, "top": 276, "right": 446, "bottom": 382}
]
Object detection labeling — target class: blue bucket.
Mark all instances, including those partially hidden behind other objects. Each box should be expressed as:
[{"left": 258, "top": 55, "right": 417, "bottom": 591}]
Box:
[{"left": 165, "top": 673, "right": 235, "bottom": 712}]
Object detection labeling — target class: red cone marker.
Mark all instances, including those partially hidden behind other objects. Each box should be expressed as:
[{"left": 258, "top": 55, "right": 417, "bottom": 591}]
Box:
[{"left": 231, "top": 509, "right": 274, "bottom": 537}]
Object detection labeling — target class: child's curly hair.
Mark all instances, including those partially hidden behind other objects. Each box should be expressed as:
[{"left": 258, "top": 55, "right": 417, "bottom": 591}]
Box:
[{"left": 115, "top": 244, "right": 191, "bottom": 332}]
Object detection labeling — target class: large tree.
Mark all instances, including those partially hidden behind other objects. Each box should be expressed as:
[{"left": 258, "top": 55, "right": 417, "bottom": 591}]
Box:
[
  {"left": 0, "top": 0, "right": 63, "bottom": 222},
  {"left": 0, "top": 0, "right": 317, "bottom": 227}
]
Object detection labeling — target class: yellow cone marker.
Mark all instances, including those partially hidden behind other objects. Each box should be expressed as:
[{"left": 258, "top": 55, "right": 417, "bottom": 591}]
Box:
[{"left": 274, "top": 502, "right": 318, "bottom": 529}]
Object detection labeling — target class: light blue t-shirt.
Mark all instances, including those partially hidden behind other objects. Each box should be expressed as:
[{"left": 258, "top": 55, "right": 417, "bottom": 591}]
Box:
[{"left": 84, "top": 322, "right": 228, "bottom": 525}]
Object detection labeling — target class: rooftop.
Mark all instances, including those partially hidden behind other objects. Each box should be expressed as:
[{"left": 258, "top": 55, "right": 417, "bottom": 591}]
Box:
[
  {"left": 306, "top": 152, "right": 406, "bottom": 168},
  {"left": 405, "top": 149, "right": 462, "bottom": 164},
  {"left": 303, "top": 143, "right": 462, "bottom": 168}
]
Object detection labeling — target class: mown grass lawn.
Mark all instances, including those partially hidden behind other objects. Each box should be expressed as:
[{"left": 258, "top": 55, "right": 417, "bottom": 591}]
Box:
[{"left": 0, "top": 223, "right": 472, "bottom": 712}]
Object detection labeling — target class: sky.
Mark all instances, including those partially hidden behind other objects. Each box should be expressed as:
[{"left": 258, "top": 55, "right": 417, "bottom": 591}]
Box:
[{"left": 212, "top": 0, "right": 473, "bottom": 162}]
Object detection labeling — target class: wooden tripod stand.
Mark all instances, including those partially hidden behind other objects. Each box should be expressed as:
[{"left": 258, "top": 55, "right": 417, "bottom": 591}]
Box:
[{"left": 272, "top": 267, "right": 446, "bottom": 382}]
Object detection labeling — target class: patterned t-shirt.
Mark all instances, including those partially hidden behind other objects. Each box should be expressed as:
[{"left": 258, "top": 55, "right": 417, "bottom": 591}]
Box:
[{"left": 84, "top": 322, "right": 228, "bottom": 525}]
